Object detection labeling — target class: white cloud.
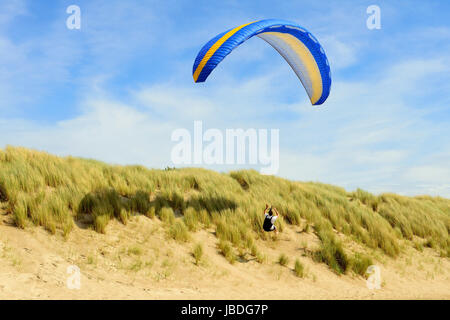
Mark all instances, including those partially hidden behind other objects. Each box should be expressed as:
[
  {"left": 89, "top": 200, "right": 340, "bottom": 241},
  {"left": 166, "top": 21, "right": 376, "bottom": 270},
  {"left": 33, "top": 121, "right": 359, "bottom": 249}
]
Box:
[
  {"left": 404, "top": 166, "right": 450, "bottom": 185},
  {"left": 0, "top": 99, "right": 173, "bottom": 168},
  {"left": 0, "top": 0, "right": 27, "bottom": 26},
  {"left": 321, "top": 36, "right": 358, "bottom": 69},
  {"left": 134, "top": 85, "right": 215, "bottom": 120}
]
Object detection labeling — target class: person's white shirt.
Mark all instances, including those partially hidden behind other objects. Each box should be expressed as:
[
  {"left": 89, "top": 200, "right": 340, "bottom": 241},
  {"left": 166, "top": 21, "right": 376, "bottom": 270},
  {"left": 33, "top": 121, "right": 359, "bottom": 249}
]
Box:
[{"left": 264, "top": 213, "right": 278, "bottom": 224}]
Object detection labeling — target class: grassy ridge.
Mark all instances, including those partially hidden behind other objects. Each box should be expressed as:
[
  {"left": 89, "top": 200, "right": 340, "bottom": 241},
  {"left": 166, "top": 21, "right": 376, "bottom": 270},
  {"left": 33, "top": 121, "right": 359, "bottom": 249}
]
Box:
[{"left": 1, "top": 146, "right": 449, "bottom": 274}]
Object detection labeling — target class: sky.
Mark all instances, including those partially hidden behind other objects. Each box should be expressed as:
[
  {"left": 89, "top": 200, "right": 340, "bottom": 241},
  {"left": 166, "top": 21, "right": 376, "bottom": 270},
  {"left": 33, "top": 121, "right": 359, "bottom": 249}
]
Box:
[{"left": 0, "top": 0, "right": 449, "bottom": 197}]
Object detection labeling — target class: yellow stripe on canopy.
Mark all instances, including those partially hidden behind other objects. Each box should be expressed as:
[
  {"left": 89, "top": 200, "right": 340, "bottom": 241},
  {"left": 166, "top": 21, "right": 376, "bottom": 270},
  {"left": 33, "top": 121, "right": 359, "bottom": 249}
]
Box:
[
  {"left": 261, "top": 32, "right": 323, "bottom": 104},
  {"left": 193, "top": 21, "right": 256, "bottom": 82}
]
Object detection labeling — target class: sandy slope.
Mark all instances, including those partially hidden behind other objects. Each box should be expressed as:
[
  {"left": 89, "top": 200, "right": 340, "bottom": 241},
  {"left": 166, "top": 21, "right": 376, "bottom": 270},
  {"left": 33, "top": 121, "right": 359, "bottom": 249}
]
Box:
[{"left": 0, "top": 214, "right": 449, "bottom": 300}]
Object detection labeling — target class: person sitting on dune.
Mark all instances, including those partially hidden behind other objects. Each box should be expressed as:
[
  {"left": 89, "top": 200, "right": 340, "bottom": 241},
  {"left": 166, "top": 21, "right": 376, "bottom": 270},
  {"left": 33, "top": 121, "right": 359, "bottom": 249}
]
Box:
[{"left": 263, "top": 204, "right": 279, "bottom": 234}]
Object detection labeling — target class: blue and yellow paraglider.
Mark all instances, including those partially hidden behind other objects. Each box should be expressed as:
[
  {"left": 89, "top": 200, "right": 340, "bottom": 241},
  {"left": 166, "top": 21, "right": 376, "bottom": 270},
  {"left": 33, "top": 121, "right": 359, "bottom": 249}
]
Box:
[{"left": 193, "top": 19, "right": 331, "bottom": 105}]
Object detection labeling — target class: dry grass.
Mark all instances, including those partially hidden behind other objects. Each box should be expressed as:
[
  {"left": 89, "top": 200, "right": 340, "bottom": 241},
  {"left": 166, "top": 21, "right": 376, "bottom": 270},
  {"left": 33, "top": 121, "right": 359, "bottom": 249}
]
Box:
[
  {"left": 218, "top": 240, "right": 235, "bottom": 264},
  {"left": 294, "top": 259, "right": 305, "bottom": 278},
  {"left": 278, "top": 253, "right": 289, "bottom": 266},
  {"left": 1, "top": 146, "right": 449, "bottom": 274},
  {"left": 168, "top": 220, "right": 190, "bottom": 242},
  {"left": 192, "top": 243, "right": 203, "bottom": 265}
]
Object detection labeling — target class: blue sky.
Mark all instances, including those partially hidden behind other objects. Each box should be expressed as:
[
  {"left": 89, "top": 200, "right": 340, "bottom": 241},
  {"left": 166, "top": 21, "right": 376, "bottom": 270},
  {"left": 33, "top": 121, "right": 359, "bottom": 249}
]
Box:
[{"left": 0, "top": 0, "right": 449, "bottom": 197}]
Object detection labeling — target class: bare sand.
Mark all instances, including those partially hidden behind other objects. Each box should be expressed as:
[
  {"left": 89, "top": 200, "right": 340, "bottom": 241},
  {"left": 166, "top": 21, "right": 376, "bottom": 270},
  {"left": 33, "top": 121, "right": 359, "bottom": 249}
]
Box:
[{"left": 0, "top": 214, "right": 449, "bottom": 300}]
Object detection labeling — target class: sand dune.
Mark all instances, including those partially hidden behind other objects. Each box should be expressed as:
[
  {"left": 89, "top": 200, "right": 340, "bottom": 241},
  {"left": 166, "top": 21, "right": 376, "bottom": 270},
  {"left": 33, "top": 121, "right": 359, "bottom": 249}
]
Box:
[{"left": 1, "top": 215, "right": 448, "bottom": 300}]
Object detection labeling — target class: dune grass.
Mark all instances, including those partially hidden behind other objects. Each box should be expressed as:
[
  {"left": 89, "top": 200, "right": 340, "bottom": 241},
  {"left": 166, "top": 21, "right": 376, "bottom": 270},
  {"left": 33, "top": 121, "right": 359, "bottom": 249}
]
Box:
[
  {"left": 218, "top": 240, "right": 235, "bottom": 264},
  {"left": 192, "top": 243, "right": 203, "bottom": 265},
  {"left": 278, "top": 253, "right": 289, "bottom": 266},
  {"left": 168, "top": 220, "right": 190, "bottom": 242},
  {"left": 1, "top": 146, "right": 449, "bottom": 274},
  {"left": 294, "top": 259, "right": 305, "bottom": 278}
]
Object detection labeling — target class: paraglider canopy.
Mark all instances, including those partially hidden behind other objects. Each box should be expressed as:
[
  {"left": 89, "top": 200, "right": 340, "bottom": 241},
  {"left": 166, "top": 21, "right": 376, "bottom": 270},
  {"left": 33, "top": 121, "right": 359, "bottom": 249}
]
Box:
[{"left": 193, "top": 19, "right": 331, "bottom": 105}]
